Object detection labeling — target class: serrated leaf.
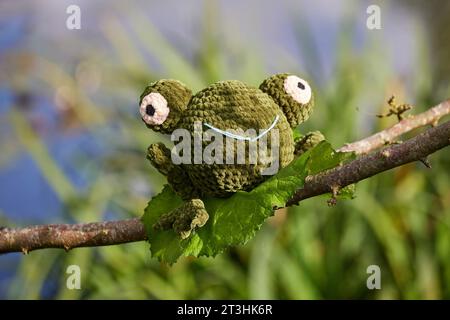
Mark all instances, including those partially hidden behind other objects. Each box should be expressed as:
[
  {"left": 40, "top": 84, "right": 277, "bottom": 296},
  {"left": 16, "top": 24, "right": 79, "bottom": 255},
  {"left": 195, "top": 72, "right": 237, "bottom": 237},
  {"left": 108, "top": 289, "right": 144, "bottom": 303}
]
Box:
[
  {"left": 337, "top": 184, "right": 357, "bottom": 200},
  {"left": 142, "top": 141, "right": 355, "bottom": 264},
  {"left": 307, "top": 142, "right": 355, "bottom": 174}
]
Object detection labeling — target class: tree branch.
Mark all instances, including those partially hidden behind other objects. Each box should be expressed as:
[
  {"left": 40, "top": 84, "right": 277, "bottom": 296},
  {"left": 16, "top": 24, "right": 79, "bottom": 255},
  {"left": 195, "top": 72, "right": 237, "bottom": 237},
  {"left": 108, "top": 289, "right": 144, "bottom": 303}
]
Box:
[
  {"left": 1, "top": 100, "right": 450, "bottom": 255},
  {"left": 286, "top": 119, "right": 450, "bottom": 206},
  {"left": 338, "top": 99, "right": 450, "bottom": 154},
  {"left": 0, "top": 218, "right": 146, "bottom": 254}
]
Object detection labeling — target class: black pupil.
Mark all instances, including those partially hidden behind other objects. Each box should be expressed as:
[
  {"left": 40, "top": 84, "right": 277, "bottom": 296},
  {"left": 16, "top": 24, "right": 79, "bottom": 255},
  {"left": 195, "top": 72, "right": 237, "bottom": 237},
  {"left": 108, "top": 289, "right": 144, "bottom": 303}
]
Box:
[
  {"left": 146, "top": 104, "right": 155, "bottom": 116},
  {"left": 297, "top": 82, "right": 305, "bottom": 90}
]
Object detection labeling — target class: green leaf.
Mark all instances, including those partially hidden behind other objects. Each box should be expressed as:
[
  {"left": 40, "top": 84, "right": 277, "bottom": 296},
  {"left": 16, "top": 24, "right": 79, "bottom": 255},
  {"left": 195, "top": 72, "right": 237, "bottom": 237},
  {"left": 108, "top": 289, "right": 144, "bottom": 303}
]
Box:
[
  {"left": 142, "top": 141, "right": 355, "bottom": 264},
  {"left": 337, "top": 184, "right": 357, "bottom": 200},
  {"left": 292, "top": 127, "right": 304, "bottom": 141},
  {"left": 306, "top": 141, "right": 354, "bottom": 175}
]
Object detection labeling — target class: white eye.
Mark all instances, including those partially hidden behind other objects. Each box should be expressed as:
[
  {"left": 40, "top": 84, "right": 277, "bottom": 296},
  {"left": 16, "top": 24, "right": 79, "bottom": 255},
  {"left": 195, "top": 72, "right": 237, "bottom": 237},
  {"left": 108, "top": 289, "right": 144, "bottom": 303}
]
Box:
[
  {"left": 283, "top": 75, "right": 312, "bottom": 104},
  {"left": 139, "top": 92, "right": 170, "bottom": 125}
]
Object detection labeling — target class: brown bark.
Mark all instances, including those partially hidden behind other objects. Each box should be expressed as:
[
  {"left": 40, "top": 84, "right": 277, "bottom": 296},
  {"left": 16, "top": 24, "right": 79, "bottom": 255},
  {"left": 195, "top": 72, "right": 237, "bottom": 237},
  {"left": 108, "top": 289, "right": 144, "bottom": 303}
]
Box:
[{"left": 0, "top": 218, "right": 146, "bottom": 254}]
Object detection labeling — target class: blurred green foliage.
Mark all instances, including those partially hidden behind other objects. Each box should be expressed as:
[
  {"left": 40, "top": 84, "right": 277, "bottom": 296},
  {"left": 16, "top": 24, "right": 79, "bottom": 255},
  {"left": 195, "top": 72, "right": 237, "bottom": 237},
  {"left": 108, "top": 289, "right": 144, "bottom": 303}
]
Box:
[{"left": 2, "top": 0, "right": 450, "bottom": 299}]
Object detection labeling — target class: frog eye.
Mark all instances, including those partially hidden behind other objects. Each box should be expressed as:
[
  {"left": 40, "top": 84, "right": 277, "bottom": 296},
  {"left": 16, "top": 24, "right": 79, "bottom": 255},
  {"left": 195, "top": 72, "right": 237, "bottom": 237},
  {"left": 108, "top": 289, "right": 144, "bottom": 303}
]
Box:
[
  {"left": 139, "top": 92, "right": 170, "bottom": 125},
  {"left": 283, "top": 75, "right": 312, "bottom": 105}
]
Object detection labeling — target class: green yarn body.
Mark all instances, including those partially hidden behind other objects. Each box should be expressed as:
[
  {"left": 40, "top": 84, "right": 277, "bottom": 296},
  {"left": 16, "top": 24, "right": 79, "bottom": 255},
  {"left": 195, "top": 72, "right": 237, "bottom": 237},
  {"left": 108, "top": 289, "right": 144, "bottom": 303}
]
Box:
[
  {"left": 141, "top": 73, "right": 320, "bottom": 238},
  {"left": 178, "top": 80, "right": 294, "bottom": 197}
]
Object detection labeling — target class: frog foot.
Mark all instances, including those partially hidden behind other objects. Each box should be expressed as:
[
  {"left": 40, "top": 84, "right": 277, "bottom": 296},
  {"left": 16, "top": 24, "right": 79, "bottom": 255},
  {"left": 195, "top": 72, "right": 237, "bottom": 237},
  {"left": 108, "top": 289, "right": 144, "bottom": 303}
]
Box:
[
  {"left": 294, "top": 131, "right": 325, "bottom": 156},
  {"left": 152, "top": 199, "right": 209, "bottom": 239}
]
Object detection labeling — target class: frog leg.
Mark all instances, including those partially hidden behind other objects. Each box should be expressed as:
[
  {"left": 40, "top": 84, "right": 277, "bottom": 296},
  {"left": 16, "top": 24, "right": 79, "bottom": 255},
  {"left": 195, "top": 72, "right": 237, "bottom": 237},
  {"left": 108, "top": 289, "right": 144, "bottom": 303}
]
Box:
[
  {"left": 294, "top": 131, "right": 325, "bottom": 156},
  {"left": 147, "top": 143, "right": 209, "bottom": 239},
  {"left": 153, "top": 199, "right": 209, "bottom": 239}
]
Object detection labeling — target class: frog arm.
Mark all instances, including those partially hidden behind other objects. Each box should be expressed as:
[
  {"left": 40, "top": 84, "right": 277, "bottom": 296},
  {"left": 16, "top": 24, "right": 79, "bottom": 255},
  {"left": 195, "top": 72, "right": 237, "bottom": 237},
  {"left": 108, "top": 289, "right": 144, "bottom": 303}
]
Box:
[
  {"left": 294, "top": 131, "right": 325, "bottom": 156},
  {"left": 147, "top": 142, "right": 200, "bottom": 199},
  {"left": 147, "top": 142, "right": 173, "bottom": 176}
]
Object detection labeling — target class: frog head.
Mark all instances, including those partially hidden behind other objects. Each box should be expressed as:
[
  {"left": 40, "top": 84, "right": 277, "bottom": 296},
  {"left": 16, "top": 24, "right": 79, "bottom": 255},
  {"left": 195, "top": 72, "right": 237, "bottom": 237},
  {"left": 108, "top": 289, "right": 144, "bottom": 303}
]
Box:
[
  {"left": 259, "top": 73, "right": 314, "bottom": 128},
  {"left": 139, "top": 79, "right": 192, "bottom": 134}
]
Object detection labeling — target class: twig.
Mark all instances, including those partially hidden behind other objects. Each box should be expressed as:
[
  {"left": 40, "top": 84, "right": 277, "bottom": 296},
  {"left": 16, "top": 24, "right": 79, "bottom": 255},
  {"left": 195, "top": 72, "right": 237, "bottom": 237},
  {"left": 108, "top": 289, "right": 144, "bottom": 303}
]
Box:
[
  {"left": 286, "top": 119, "right": 450, "bottom": 206},
  {"left": 376, "top": 95, "right": 413, "bottom": 121},
  {"left": 338, "top": 99, "right": 450, "bottom": 154},
  {"left": 1, "top": 101, "right": 450, "bottom": 255}
]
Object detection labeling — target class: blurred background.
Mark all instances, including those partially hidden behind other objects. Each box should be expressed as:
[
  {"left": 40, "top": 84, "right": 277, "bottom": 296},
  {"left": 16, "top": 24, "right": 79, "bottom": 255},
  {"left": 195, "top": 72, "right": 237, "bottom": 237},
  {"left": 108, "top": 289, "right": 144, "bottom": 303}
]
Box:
[{"left": 0, "top": 0, "right": 449, "bottom": 299}]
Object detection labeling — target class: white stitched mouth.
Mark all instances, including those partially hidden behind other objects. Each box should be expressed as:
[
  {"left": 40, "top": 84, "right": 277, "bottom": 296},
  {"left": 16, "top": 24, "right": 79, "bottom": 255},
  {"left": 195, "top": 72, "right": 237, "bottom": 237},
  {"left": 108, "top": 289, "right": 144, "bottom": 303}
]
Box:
[{"left": 203, "top": 115, "right": 280, "bottom": 142}]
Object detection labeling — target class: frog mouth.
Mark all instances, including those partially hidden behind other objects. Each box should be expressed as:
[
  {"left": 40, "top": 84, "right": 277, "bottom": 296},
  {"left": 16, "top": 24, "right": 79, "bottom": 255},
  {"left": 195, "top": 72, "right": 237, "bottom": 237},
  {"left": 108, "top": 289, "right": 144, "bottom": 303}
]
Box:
[{"left": 203, "top": 115, "right": 280, "bottom": 142}]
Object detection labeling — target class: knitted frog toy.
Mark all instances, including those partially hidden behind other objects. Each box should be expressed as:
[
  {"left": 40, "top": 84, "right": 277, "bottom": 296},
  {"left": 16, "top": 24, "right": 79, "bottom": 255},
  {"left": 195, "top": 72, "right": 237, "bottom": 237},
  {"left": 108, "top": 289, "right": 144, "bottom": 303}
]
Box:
[{"left": 139, "top": 73, "right": 323, "bottom": 239}]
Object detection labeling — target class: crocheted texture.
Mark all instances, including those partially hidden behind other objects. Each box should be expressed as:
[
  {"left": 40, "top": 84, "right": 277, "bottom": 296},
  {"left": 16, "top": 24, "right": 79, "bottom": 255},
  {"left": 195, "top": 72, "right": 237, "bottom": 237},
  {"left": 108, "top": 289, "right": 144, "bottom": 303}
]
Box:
[
  {"left": 141, "top": 73, "right": 317, "bottom": 237},
  {"left": 179, "top": 80, "right": 294, "bottom": 197},
  {"left": 147, "top": 143, "right": 200, "bottom": 200},
  {"left": 294, "top": 131, "right": 325, "bottom": 156},
  {"left": 259, "top": 73, "right": 314, "bottom": 128},
  {"left": 153, "top": 198, "right": 209, "bottom": 239},
  {"left": 140, "top": 79, "right": 192, "bottom": 134}
]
